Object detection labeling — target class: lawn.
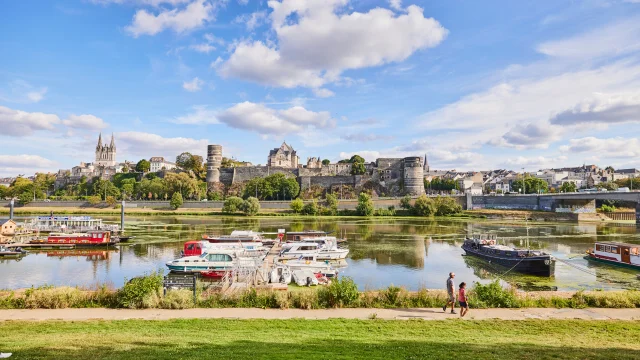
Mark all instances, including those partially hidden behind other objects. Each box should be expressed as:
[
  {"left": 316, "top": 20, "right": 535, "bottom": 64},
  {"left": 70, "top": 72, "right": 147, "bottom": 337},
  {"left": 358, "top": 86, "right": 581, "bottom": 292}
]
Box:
[{"left": 0, "top": 319, "right": 639, "bottom": 359}]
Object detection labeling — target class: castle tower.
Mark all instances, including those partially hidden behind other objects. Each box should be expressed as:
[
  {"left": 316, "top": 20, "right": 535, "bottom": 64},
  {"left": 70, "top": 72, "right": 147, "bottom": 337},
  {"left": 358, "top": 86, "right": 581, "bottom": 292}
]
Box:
[
  {"left": 404, "top": 156, "right": 425, "bottom": 196},
  {"left": 206, "top": 144, "right": 222, "bottom": 183}
]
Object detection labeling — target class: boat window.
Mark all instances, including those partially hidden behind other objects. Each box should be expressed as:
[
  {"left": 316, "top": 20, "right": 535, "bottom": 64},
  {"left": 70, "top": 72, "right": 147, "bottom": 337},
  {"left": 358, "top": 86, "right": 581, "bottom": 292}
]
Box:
[
  {"left": 631, "top": 248, "right": 639, "bottom": 256},
  {"left": 624, "top": 249, "right": 630, "bottom": 256},
  {"left": 207, "top": 254, "right": 233, "bottom": 262},
  {"left": 611, "top": 247, "right": 618, "bottom": 254},
  {"left": 187, "top": 244, "right": 195, "bottom": 250}
]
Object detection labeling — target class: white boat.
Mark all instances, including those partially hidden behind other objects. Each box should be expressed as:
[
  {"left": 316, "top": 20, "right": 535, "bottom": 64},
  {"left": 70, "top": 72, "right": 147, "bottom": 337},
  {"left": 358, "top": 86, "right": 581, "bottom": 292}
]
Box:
[
  {"left": 166, "top": 249, "right": 261, "bottom": 273},
  {"left": 181, "top": 240, "right": 268, "bottom": 257},
  {"left": 292, "top": 269, "right": 319, "bottom": 286},
  {"left": 278, "top": 255, "right": 338, "bottom": 277},
  {"left": 280, "top": 242, "right": 349, "bottom": 260},
  {"left": 269, "top": 264, "right": 293, "bottom": 284},
  {"left": 202, "top": 230, "right": 281, "bottom": 245}
]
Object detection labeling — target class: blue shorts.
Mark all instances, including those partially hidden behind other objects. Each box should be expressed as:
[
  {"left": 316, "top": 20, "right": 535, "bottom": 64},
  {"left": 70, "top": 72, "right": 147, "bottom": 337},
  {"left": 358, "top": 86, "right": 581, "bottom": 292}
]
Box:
[{"left": 459, "top": 301, "right": 468, "bottom": 308}]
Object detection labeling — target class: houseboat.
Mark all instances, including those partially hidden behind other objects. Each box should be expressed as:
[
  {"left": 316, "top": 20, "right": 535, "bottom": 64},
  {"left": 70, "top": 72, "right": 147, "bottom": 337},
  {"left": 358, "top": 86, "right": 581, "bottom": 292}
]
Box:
[
  {"left": 31, "top": 231, "right": 118, "bottom": 246},
  {"left": 461, "top": 235, "right": 555, "bottom": 276},
  {"left": 166, "top": 250, "right": 262, "bottom": 273},
  {"left": 181, "top": 240, "right": 267, "bottom": 257},
  {"left": 585, "top": 241, "right": 640, "bottom": 270},
  {"left": 278, "top": 255, "right": 338, "bottom": 278},
  {"left": 285, "top": 231, "right": 346, "bottom": 243},
  {"left": 23, "top": 216, "right": 119, "bottom": 233},
  {"left": 202, "top": 230, "right": 278, "bottom": 244},
  {"left": 279, "top": 242, "right": 349, "bottom": 260}
]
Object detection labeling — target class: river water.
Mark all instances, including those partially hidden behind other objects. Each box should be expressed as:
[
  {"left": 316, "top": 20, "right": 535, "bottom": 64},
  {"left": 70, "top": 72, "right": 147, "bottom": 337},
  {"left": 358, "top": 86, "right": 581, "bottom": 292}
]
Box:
[{"left": 2, "top": 216, "right": 639, "bottom": 291}]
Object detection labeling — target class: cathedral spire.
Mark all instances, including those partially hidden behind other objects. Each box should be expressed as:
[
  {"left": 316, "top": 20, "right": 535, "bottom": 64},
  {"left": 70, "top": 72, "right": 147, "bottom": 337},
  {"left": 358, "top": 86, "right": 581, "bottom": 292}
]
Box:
[
  {"left": 96, "top": 132, "right": 103, "bottom": 150},
  {"left": 423, "top": 153, "right": 429, "bottom": 172},
  {"left": 110, "top": 133, "right": 115, "bottom": 150}
]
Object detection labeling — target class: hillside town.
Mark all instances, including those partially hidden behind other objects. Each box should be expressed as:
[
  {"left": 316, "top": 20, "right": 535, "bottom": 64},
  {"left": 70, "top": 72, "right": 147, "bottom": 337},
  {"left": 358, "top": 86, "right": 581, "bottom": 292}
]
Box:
[{"left": 1, "top": 133, "right": 639, "bottom": 202}]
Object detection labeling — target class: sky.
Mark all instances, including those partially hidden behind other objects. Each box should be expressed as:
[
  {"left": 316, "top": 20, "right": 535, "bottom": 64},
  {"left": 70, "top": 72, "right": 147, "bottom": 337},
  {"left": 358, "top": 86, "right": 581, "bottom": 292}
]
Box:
[{"left": 2, "top": 0, "right": 640, "bottom": 177}]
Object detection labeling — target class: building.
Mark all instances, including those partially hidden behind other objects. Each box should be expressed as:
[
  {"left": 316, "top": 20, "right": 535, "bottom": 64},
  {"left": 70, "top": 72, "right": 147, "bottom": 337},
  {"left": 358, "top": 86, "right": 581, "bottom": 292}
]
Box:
[
  {"left": 149, "top": 157, "right": 177, "bottom": 172},
  {"left": 95, "top": 133, "right": 117, "bottom": 167},
  {"left": 306, "top": 157, "right": 322, "bottom": 169},
  {"left": 267, "top": 142, "right": 299, "bottom": 168},
  {"left": 0, "top": 219, "right": 17, "bottom": 236}
]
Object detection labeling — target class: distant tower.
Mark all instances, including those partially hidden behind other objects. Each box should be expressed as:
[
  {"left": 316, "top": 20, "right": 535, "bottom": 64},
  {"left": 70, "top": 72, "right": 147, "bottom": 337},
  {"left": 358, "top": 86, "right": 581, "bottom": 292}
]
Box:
[
  {"left": 404, "top": 157, "right": 425, "bottom": 196},
  {"left": 423, "top": 153, "right": 429, "bottom": 173},
  {"left": 206, "top": 145, "right": 222, "bottom": 183},
  {"left": 95, "top": 132, "right": 116, "bottom": 167}
]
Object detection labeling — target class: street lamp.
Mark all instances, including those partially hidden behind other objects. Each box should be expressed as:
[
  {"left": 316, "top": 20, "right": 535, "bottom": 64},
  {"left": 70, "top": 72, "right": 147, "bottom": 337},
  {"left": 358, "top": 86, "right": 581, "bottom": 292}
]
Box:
[{"left": 522, "top": 167, "right": 526, "bottom": 195}]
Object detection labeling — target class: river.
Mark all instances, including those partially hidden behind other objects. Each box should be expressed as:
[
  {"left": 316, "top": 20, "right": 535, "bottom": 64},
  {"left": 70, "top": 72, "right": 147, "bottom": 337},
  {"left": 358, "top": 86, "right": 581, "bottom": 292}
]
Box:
[{"left": 2, "top": 216, "right": 639, "bottom": 291}]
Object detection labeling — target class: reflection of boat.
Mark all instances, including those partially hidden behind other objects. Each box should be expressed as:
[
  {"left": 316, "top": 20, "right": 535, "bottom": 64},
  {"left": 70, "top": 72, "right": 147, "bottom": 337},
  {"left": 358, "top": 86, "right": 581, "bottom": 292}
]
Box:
[
  {"left": 30, "top": 231, "right": 118, "bottom": 246},
  {"left": 45, "top": 249, "right": 114, "bottom": 260},
  {"left": 585, "top": 241, "right": 640, "bottom": 270},
  {"left": 0, "top": 245, "right": 27, "bottom": 257},
  {"left": 462, "top": 235, "right": 555, "bottom": 276}
]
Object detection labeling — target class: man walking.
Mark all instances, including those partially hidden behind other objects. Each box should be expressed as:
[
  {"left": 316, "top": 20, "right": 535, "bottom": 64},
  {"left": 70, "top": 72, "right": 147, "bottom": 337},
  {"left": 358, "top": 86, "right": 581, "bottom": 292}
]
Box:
[{"left": 442, "top": 272, "right": 456, "bottom": 314}]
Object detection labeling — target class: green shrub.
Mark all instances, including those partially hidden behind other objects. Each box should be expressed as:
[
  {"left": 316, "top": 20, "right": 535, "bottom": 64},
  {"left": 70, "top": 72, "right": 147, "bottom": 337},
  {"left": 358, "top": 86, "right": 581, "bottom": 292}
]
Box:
[
  {"left": 318, "top": 277, "right": 360, "bottom": 308},
  {"left": 170, "top": 192, "right": 183, "bottom": 210},
  {"left": 434, "top": 196, "right": 463, "bottom": 216},
  {"left": 400, "top": 195, "right": 412, "bottom": 210},
  {"left": 382, "top": 285, "right": 403, "bottom": 307},
  {"left": 325, "top": 193, "right": 339, "bottom": 215},
  {"left": 413, "top": 195, "right": 435, "bottom": 216},
  {"left": 471, "top": 280, "right": 519, "bottom": 308},
  {"left": 301, "top": 200, "right": 318, "bottom": 215},
  {"left": 290, "top": 198, "right": 304, "bottom": 213},
  {"left": 242, "top": 197, "right": 260, "bottom": 216},
  {"left": 356, "top": 193, "right": 374, "bottom": 216},
  {"left": 87, "top": 195, "right": 102, "bottom": 206},
  {"left": 600, "top": 204, "right": 616, "bottom": 213},
  {"left": 161, "top": 289, "right": 195, "bottom": 309},
  {"left": 117, "top": 272, "right": 163, "bottom": 309},
  {"left": 222, "top": 196, "right": 244, "bottom": 214}
]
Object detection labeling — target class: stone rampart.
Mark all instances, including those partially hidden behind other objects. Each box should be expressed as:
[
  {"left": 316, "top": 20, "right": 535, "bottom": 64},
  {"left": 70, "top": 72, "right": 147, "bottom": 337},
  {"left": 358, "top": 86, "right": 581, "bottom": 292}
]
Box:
[
  {"left": 299, "top": 175, "right": 356, "bottom": 190},
  {"left": 231, "top": 166, "right": 297, "bottom": 183}
]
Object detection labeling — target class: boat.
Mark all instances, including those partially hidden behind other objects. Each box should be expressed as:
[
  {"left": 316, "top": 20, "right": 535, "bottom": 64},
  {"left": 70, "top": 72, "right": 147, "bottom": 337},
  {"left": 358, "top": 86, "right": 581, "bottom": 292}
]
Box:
[
  {"left": 292, "top": 269, "right": 320, "bottom": 286},
  {"left": 23, "top": 216, "right": 119, "bottom": 233},
  {"left": 30, "top": 231, "right": 118, "bottom": 246},
  {"left": 181, "top": 240, "right": 268, "bottom": 257},
  {"left": 585, "top": 241, "right": 640, "bottom": 270},
  {"left": 200, "top": 269, "right": 231, "bottom": 279},
  {"left": 285, "top": 231, "right": 346, "bottom": 243},
  {"left": 269, "top": 264, "right": 293, "bottom": 284},
  {"left": 202, "top": 230, "right": 274, "bottom": 244},
  {"left": 279, "top": 241, "right": 349, "bottom": 260},
  {"left": 166, "top": 249, "right": 261, "bottom": 273},
  {"left": 278, "top": 255, "right": 338, "bottom": 277},
  {"left": 461, "top": 234, "right": 555, "bottom": 276}
]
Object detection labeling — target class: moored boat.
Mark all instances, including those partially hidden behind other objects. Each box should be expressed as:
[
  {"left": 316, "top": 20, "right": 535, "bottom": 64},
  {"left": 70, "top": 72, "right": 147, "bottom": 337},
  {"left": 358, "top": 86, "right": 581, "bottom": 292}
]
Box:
[
  {"left": 181, "top": 240, "right": 267, "bottom": 257},
  {"left": 462, "top": 235, "right": 555, "bottom": 276},
  {"left": 279, "top": 241, "right": 349, "bottom": 260},
  {"left": 278, "top": 255, "right": 338, "bottom": 277},
  {"left": 585, "top": 241, "right": 640, "bottom": 270},
  {"left": 31, "top": 231, "right": 118, "bottom": 246},
  {"left": 202, "top": 230, "right": 277, "bottom": 244},
  {"left": 166, "top": 249, "right": 262, "bottom": 273},
  {"left": 285, "top": 231, "right": 346, "bottom": 243}
]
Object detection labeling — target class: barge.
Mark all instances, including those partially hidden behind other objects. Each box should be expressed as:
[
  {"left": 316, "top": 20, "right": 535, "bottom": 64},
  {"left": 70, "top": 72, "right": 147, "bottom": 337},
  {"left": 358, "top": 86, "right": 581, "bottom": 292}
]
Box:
[{"left": 30, "top": 231, "right": 119, "bottom": 247}]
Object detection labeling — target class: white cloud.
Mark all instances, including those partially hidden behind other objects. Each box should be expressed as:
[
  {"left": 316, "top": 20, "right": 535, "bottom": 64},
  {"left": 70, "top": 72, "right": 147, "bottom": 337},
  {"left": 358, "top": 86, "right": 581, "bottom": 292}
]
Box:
[
  {"left": 503, "top": 156, "right": 568, "bottom": 168},
  {"left": 219, "top": 1, "right": 447, "bottom": 89},
  {"left": 490, "top": 123, "right": 563, "bottom": 149},
  {"left": 313, "top": 88, "right": 335, "bottom": 98},
  {"left": 183, "top": 77, "right": 204, "bottom": 92},
  {"left": 0, "top": 106, "right": 61, "bottom": 137},
  {"left": 62, "top": 114, "right": 109, "bottom": 130},
  {"left": 218, "top": 102, "right": 336, "bottom": 135},
  {"left": 550, "top": 92, "right": 640, "bottom": 125},
  {"left": 125, "top": 0, "right": 215, "bottom": 37},
  {"left": 234, "top": 10, "right": 267, "bottom": 30},
  {"left": 560, "top": 137, "right": 640, "bottom": 157},
  {"left": 190, "top": 43, "right": 216, "bottom": 53},
  {"left": 341, "top": 133, "right": 394, "bottom": 142},
  {"left": 0, "top": 80, "right": 48, "bottom": 103},
  {"left": 536, "top": 17, "right": 640, "bottom": 59},
  {"left": 171, "top": 105, "right": 219, "bottom": 124},
  {"left": 0, "top": 154, "right": 58, "bottom": 169},
  {"left": 116, "top": 131, "right": 209, "bottom": 157},
  {"left": 26, "top": 88, "right": 48, "bottom": 103},
  {"left": 388, "top": 0, "right": 402, "bottom": 11}
]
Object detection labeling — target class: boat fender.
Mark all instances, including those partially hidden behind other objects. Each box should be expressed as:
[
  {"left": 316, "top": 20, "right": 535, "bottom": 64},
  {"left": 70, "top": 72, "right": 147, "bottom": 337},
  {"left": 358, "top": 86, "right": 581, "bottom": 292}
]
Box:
[{"left": 305, "top": 260, "right": 310, "bottom": 264}]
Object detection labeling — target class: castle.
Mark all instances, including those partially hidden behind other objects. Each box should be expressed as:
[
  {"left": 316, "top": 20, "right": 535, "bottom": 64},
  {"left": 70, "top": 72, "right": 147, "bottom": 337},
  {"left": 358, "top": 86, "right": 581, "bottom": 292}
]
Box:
[
  {"left": 206, "top": 143, "right": 425, "bottom": 196},
  {"left": 95, "top": 133, "right": 117, "bottom": 167}
]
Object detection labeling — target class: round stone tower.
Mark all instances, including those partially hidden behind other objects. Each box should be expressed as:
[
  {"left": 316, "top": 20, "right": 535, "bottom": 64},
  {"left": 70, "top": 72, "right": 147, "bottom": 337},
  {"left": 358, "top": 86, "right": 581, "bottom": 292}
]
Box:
[
  {"left": 403, "top": 156, "right": 425, "bottom": 196},
  {"left": 206, "top": 145, "right": 222, "bottom": 183}
]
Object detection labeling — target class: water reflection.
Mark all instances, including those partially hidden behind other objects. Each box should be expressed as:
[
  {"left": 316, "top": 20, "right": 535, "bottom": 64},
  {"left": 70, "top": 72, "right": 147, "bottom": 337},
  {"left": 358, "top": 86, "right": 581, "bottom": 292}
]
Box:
[{"left": 1, "top": 216, "right": 639, "bottom": 291}]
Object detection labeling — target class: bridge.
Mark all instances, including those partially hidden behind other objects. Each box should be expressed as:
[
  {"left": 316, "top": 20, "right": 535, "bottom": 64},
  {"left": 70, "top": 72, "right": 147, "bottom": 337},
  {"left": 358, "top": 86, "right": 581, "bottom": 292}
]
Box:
[{"left": 468, "top": 191, "right": 640, "bottom": 225}]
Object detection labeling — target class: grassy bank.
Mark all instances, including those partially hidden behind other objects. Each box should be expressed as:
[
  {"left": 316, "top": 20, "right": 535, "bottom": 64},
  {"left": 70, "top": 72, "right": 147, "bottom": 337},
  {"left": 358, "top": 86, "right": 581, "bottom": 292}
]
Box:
[
  {"left": 1, "top": 318, "right": 639, "bottom": 359},
  {"left": 2, "top": 278, "right": 640, "bottom": 310}
]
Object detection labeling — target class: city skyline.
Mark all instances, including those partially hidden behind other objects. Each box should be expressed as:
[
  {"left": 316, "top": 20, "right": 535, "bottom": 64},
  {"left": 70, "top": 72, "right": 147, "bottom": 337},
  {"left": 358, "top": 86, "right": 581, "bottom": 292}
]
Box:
[{"left": 2, "top": 0, "right": 640, "bottom": 177}]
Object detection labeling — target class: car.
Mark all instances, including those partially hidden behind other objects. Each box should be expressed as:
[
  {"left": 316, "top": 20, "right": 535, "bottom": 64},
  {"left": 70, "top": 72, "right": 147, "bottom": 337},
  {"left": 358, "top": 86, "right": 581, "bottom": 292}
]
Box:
[
  {"left": 44, "top": 199, "right": 51, "bottom": 202},
  {"left": 201, "top": 199, "right": 208, "bottom": 202}
]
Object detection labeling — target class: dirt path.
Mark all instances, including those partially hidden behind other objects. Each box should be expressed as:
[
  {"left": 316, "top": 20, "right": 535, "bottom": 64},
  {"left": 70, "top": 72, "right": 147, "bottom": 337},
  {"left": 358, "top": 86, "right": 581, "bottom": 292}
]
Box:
[{"left": 1, "top": 308, "right": 639, "bottom": 321}]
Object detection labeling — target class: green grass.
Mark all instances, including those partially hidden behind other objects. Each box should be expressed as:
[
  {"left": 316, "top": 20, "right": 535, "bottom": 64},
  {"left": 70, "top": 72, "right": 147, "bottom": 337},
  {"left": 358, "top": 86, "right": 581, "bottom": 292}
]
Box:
[{"left": 0, "top": 319, "right": 639, "bottom": 359}]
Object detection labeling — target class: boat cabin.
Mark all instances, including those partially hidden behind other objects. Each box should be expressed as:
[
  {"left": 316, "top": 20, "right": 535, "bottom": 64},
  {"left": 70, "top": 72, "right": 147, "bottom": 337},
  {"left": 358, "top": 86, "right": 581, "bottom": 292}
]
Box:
[
  {"left": 285, "top": 231, "right": 327, "bottom": 242},
  {"left": 183, "top": 241, "right": 208, "bottom": 256},
  {"left": 47, "top": 231, "right": 111, "bottom": 244},
  {"left": 592, "top": 241, "right": 640, "bottom": 267}
]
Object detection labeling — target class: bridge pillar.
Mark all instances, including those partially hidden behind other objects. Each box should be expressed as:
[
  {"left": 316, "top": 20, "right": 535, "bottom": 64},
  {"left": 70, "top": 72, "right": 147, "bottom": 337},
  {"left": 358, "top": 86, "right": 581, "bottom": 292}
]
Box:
[{"left": 465, "top": 193, "right": 473, "bottom": 210}]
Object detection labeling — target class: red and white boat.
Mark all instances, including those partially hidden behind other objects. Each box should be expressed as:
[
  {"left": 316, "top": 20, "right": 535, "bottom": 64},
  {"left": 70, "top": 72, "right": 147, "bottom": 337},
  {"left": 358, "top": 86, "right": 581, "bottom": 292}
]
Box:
[
  {"left": 31, "top": 231, "right": 118, "bottom": 246},
  {"left": 585, "top": 241, "right": 640, "bottom": 270},
  {"left": 182, "top": 240, "right": 267, "bottom": 257}
]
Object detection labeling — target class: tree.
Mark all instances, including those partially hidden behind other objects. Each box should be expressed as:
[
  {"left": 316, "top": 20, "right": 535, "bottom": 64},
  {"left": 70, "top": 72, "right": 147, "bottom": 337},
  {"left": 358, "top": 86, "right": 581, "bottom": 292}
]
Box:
[
  {"left": 170, "top": 192, "right": 183, "bottom": 210},
  {"left": 322, "top": 159, "right": 331, "bottom": 165},
  {"left": 176, "top": 152, "right": 205, "bottom": 180},
  {"left": 92, "top": 179, "right": 120, "bottom": 200},
  {"left": 559, "top": 182, "right": 577, "bottom": 193},
  {"left": 222, "top": 196, "right": 244, "bottom": 213},
  {"left": 413, "top": 195, "right": 435, "bottom": 216},
  {"left": 351, "top": 161, "right": 366, "bottom": 175},
  {"left": 165, "top": 172, "right": 198, "bottom": 199},
  {"left": 400, "top": 195, "right": 412, "bottom": 210},
  {"left": 106, "top": 196, "right": 117, "bottom": 207},
  {"left": 301, "top": 200, "right": 318, "bottom": 215},
  {"left": 242, "top": 197, "right": 260, "bottom": 216},
  {"left": 136, "top": 159, "right": 150, "bottom": 173},
  {"left": 325, "top": 193, "right": 339, "bottom": 215},
  {"left": 290, "top": 198, "right": 304, "bottom": 213},
  {"left": 511, "top": 177, "right": 548, "bottom": 194},
  {"left": 356, "top": 192, "right": 374, "bottom": 216},
  {"left": 433, "top": 196, "right": 462, "bottom": 216},
  {"left": 87, "top": 195, "right": 102, "bottom": 206},
  {"left": 605, "top": 166, "right": 615, "bottom": 173}
]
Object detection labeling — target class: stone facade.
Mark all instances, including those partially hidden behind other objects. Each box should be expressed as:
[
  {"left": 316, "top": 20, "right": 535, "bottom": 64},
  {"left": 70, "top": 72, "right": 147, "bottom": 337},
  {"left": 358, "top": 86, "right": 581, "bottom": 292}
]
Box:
[
  {"left": 149, "top": 157, "right": 177, "bottom": 172},
  {"left": 95, "top": 133, "right": 117, "bottom": 167},
  {"left": 207, "top": 143, "right": 426, "bottom": 196}
]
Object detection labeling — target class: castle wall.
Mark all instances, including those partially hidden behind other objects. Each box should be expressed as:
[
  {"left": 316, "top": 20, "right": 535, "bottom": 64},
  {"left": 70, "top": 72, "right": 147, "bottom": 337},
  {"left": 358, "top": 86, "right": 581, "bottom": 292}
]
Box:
[
  {"left": 232, "top": 166, "right": 298, "bottom": 183},
  {"left": 299, "top": 175, "right": 356, "bottom": 190}
]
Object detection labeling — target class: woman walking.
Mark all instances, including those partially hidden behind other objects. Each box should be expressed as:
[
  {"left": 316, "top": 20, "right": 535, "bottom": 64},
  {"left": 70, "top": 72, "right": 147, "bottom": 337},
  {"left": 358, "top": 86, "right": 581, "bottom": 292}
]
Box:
[{"left": 458, "top": 282, "right": 469, "bottom": 318}]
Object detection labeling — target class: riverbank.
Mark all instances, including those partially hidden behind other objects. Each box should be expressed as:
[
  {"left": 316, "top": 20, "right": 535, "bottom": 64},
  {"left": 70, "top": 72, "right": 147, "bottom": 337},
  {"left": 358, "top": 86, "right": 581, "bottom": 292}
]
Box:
[{"left": 0, "top": 318, "right": 638, "bottom": 359}]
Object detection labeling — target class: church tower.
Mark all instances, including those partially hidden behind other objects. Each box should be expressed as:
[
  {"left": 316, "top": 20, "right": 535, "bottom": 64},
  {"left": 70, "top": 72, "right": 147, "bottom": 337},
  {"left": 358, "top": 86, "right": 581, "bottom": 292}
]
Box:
[
  {"left": 95, "top": 132, "right": 117, "bottom": 167},
  {"left": 423, "top": 153, "right": 429, "bottom": 173}
]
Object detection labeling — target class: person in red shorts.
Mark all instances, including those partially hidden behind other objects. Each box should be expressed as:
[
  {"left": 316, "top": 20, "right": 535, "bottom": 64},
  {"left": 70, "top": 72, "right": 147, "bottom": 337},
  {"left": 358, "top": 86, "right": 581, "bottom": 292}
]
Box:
[{"left": 458, "top": 282, "right": 469, "bottom": 318}]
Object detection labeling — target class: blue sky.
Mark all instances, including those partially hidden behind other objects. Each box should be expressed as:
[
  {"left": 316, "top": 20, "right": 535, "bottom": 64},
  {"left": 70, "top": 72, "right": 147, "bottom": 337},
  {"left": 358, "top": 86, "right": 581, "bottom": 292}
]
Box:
[{"left": 2, "top": 0, "right": 640, "bottom": 177}]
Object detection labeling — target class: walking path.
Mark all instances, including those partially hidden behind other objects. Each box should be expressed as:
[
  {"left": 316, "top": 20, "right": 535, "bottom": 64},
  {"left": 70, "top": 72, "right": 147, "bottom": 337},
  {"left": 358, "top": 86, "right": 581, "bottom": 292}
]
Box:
[{"left": 1, "top": 308, "right": 639, "bottom": 321}]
